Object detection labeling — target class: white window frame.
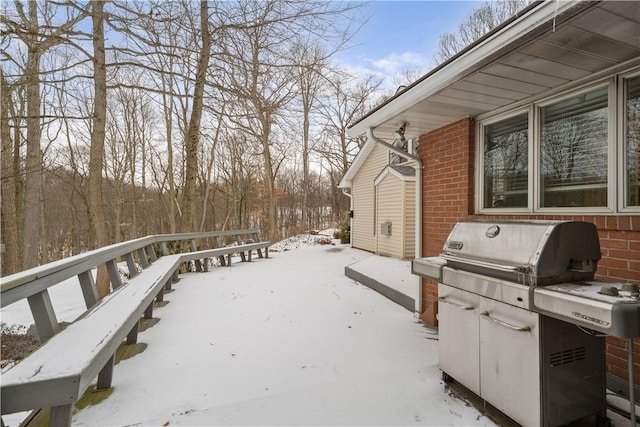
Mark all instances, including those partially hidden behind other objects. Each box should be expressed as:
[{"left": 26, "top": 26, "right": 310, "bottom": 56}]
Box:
[
  {"left": 477, "top": 108, "right": 533, "bottom": 213},
  {"left": 618, "top": 70, "right": 640, "bottom": 213},
  {"left": 477, "top": 69, "right": 640, "bottom": 215},
  {"left": 535, "top": 81, "right": 614, "bottom": 214}
]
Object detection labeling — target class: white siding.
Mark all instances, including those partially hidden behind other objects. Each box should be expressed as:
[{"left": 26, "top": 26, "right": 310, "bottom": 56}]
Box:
[{"left": 351, "top": 145, "right": 387, "bottom": 252}]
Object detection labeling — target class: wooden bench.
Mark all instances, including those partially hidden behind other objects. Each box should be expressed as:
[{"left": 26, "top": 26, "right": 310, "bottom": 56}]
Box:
[
  {"left": 1, "top": 240, "right": 271, "bottom": 427},
  {"left": 183, "top": 241, "right": 271, "bottom": 271},
  {"left": 1, "top": 254, "right": 182, "bottom": 425}
]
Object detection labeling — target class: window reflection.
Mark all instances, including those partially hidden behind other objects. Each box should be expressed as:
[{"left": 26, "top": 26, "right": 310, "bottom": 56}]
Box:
[
  {"left": 540, "top": 88, "right": 608, "bottom": 208},
  {"left": 483, "top": 113, "right": 528, "bottom": 208},
  {"left": 627, "top": 76, "right": 640, "bottom": 207}
]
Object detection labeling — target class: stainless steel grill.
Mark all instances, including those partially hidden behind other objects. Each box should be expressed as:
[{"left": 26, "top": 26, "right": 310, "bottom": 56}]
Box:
[{"left": 412, "top": 220, "right": 640, "bottom": 427}]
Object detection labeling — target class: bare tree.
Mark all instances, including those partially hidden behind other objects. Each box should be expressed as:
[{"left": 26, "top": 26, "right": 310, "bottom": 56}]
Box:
[
  {"left": 1, "top": 1, "right": 88, "bottom": 269},
  {"left": 434, "top": 0, "right": 530, "bottom": 65},
  {"left": 293, "top": 42, "right": 327, "bottom": 230},
  {"left": 0, "top": 69, "right": 20, "bottom": 274},
  {"left": 87, "top": 0, "right": 111, "bottom": 296}
]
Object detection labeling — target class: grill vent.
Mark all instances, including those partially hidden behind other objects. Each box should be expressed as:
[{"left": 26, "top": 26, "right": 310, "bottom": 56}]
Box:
[{"left": 549, "top": 346, "right": 587, "bottom": 367}]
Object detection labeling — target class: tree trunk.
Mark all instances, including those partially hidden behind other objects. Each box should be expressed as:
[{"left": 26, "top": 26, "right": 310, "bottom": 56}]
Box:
[
  {"left": 22, "top": 2, "right": 43, "bottom": 270},
  {"left": 0, "top": 70, "right": 19, "bottom": 275},
  {"left": 88, "top": 0, "right": 110, "bottom": 297},
  {"left": 181, "top": 0, "right": 210, "bottom": 232}
]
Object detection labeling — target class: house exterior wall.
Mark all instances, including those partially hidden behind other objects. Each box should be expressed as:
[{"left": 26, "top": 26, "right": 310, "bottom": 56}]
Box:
[
  {"left": 417, "top": 117, "right": 640, "bottom": 386},
  {"left": 404, "top": 181, "right": 416, "bottom": 259},
  {"left": 376, "top": 173, "right": 404, "bottom": 258},
  {"left": 418, "top": 117, "right": 475, "bottom": 324},
  {"left": 351, "top": 144, "right": 387, "bottom": 253}
]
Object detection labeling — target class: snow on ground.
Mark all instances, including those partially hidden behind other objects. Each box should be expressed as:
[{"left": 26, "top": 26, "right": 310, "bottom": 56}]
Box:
[
  {"left": 347, "top": 254, "right": 419, "bottom": 310},
  {"left": 1, "top": 273, "right": 88, "bottom": 329},
  {"left": 0, "top": 232, "right": 494, "bottom": 426},
  {"left": 2, "top": 233, "right": 637, "bottom": 426},
  {"left": 69, "top": 241, "right": 492, "bottom": 426}
]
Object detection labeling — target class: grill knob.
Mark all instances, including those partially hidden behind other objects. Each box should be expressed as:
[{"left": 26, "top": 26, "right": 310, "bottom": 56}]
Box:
[
  {"left": 621, "top": 283, "right": 640, "bottom": 297},
  {"left": 599, "top": 286, "right": 619, "bottom": 297}
]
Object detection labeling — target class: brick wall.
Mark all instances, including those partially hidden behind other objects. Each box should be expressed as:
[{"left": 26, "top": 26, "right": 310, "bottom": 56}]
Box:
[
  {"left": 417, "top": 117, "right": 475, "bottom": 323},
  {"left": 417, "top": 116, "right": 640, "bottom": 386}
]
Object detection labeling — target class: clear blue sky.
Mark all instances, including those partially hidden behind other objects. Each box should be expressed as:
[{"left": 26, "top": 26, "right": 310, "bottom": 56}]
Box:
[{"left": 335, "top": 1, "right": 480, "bottom": 89}]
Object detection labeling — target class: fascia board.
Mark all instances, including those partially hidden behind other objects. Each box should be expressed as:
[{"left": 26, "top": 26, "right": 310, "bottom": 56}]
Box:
[
  {"left": 347, "top": 0, "right": 583, "bottom": 138},
  {"left": 374, "top": 166, "right": 416, "bottom": 186},
  {"left": 337, "top": 138, "right": 376, "bottom": 188}
]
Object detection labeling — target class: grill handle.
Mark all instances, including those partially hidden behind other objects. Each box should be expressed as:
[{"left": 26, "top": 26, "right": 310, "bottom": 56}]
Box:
[
  {"left": 438, "top": 296, "right": 475, "bottom": 311},
  {"left": 480, "top": 312, "right": 531, "bottom": 332},
  {"left": 442, "top": 255, "right": 528, "bottom": 274}
]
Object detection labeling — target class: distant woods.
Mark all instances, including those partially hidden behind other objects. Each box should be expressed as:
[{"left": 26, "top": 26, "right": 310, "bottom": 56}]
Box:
[
  {"left": 0, "top": 0, "right": 382, "bottom": 275},
  {"left": 1, "top": 0, "right": 528, "bottom": 275}
]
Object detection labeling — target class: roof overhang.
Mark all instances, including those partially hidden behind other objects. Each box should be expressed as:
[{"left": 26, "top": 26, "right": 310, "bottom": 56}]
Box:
[
  {"left": 348, "top": 0, "right": 640, "bottom": 141},
  {"left": 338, "top": 128, "right": 418, "bottom": 189}
]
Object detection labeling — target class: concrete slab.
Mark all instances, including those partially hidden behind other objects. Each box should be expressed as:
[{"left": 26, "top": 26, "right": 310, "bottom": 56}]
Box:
[{"left": 345, "top": 254, "right": 418, "bottom": 312}]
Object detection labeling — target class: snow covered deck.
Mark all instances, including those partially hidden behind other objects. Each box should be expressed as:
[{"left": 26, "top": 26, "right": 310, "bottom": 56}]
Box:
[
  {"left": 2, "top": 235, "right": 494, "bottom": 426},
  {"left": 71, "top": 241, "right": 493, "bottom": 426}
]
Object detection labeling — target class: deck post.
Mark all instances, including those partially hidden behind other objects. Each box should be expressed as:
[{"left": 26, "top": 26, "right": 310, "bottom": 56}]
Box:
[
  {"left": 106, "top": 259, "right": 123, "bottom": 289},
  {"left": 78, "top": 270, "right": 99, "bottom": 308},
  {"left": 160, "top": 241, "right": 169, "bottom": 256},
  {"left": 190, "top": 239, "right": 202, "bottom": 272},
  {"left": 252, "top": 232, "right": 264, "bottom": 258},
  {"left": 236, "top": 235, "right": 247, "bottom": 262},
  {"left": 50, "top": 404, "right": 73, "bottom": 427},
  {"left": 215, "top": 237, "right": 227, "bottom": 266},
  {"left": 27, "top": 290, "right": 60, "bottom": 342},
  {"left": 137, "top": 248, "right": 150, "bottom": 269},
  {"left": 127, "top": 321, "right": 139, "bottom": 344},
  {"left": 147, "top": 244, "right": 158, "bottom": 262},
  {"left": 97, "top": 354, "right": 115, "bottom": 389},
  {"left": 156, "top": 288, "right": 164, "bottom": 302},
  {"left": 125, "top": 252, "right": 138, "bottom": 278},
  {"left": 144, "top": 302, "right": 153, "bottom": 319}
]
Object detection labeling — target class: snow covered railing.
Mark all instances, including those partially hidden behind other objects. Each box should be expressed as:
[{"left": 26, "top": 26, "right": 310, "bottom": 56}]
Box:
[
  {"left": 0, "top": 229, "right": 270, "bottom": 427},
  {"left": 0, "top": 229, "right": 266, "bottom": 341}
]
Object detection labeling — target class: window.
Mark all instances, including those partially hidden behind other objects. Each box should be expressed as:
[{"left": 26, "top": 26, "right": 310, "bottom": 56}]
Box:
[
  {"left": 626, "top": 76, "right": 640, "bottom": 207},
  {"left": 483, "top": 113, "right": 528, "bottom": 208},
  {"left": 540, "top": 87, "right": 608, "bottom": 208},
  {"left": 477, "top": 69, "right": 640, "bottom": 214}
]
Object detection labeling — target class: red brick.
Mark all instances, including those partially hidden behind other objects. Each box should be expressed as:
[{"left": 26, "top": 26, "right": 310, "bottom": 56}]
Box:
[
  {"left": 599, "top": 257, "right": 628, "bottom": 269},
  {"left": 600, "top": 238, "right": 629, "bottom": 250},
  {"left": 609, "top": 230, "right": 637, "bottom": 240},
  {"left": 607, "top": 268, "right": 640, "bottom": 281},
  {"left": 618, "top": 216, "right": 631, "bottom": 231},
  {"left": 607, "top": 336, "right": 628, "bottom": 348}
]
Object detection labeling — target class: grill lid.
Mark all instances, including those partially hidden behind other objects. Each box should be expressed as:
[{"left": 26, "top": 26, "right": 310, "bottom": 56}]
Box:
[{"left": 441, "top": 220, "right": 601, "bottom": 285}]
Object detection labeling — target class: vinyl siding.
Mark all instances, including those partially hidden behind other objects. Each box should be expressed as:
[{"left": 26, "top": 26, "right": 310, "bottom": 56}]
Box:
[
  {"left": 351, "top": 145, "right": 387, "bottom": 252},
  {"left": 376, "top": 174, "right": 403, "bottom": 258},
  {"left": 404, "top": 181, "right": 416, "bottom": 259}
]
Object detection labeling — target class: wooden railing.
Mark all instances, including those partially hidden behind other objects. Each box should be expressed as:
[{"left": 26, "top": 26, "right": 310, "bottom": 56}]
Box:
[
  {"left": 0, "top": 229, "right": 270, "bottom": 427},
  {"left": 0, "top": 229, "right": 265, "bottom": 342}
]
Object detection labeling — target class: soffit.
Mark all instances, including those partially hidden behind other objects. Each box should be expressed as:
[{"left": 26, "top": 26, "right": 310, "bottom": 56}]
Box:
[{"left": 355, "top": 1, "right": 640, "bottom": 142}]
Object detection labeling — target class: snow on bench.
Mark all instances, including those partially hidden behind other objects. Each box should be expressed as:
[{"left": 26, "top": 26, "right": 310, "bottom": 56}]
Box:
[
  {"left": 1, "top": 254, "right": 182, "bottom": 425},
  {"left": 1, "top": 235, "right": 271, "bottom": 427}
]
